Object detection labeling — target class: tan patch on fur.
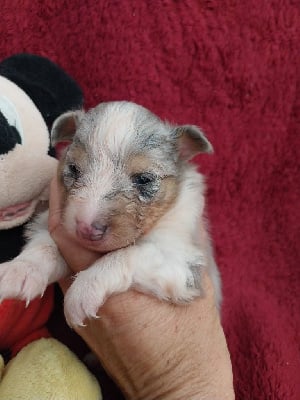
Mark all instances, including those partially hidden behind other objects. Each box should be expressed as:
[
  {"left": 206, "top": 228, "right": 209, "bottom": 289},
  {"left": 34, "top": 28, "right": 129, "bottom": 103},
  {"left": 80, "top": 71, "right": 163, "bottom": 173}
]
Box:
[
  {"left": 126, "top": 154, "right": 153, "bottom": 174},
  {"left": 122, "top": 153, "right": 180, "bottom": 235},
  {"left": 138, "top": 176, "right": 179, "bottom": 234}
]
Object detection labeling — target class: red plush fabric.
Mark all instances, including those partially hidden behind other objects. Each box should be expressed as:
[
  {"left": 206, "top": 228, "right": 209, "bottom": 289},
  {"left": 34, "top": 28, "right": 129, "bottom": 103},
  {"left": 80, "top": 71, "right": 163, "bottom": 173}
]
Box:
[
  {"left": 0, "top": 286, "right": 53, "bottom": 357},
  {"left": 1, "top": 1, "right": 299, "bottom": 399}
]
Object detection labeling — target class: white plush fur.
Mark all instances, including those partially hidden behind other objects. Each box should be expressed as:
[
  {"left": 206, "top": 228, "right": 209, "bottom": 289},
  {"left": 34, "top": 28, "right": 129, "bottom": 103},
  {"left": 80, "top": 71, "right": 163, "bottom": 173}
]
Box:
[
  {"left": 0, "top": 76, "right": 57, "bottom": 229},
  {"left": 0, "top": 101, "right": 221, "bottom": 326}
]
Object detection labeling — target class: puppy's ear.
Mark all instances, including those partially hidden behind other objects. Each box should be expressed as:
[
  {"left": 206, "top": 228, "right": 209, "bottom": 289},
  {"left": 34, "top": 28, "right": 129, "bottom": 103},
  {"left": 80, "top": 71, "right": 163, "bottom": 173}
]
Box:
[
  {"left": 174, "top": 125, "right": 213, "bottom": 161},
  {"left": 51, "top": 110, "right": 83, "bottom": 159}
]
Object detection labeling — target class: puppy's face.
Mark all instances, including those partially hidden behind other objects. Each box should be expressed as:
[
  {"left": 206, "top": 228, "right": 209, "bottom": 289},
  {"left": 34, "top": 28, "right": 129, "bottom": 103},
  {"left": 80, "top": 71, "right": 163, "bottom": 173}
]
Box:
[{"left": 51, "top": 102, "right": 212, "bottom": 252}]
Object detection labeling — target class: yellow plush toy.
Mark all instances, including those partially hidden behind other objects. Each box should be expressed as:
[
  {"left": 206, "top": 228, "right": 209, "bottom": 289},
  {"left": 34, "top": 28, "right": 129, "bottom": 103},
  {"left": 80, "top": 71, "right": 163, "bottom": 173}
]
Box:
[{"left": 0, "top": 338, "right": 101, "bottom": 400}]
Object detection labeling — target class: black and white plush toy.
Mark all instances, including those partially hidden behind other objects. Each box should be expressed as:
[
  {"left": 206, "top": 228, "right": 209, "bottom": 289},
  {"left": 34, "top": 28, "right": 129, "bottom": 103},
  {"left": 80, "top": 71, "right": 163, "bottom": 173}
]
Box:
[{"left": 0, "top": 54, "right": 101, "bottom": 399}]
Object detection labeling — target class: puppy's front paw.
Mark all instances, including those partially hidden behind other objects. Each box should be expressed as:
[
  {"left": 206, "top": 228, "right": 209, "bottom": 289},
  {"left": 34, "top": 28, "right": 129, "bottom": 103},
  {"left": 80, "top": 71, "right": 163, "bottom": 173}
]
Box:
[
  {"left": 0, "top": 260, "right": 48, "bottom": 304},
  {"left": 161, "top": 264, "right": 204, "bottom": 304},
  {"left": 134, "top": 255, "right": 205, "bottom": 304},
  {"left": 64, "top": 270, "right": 106, "bottom": 327}
]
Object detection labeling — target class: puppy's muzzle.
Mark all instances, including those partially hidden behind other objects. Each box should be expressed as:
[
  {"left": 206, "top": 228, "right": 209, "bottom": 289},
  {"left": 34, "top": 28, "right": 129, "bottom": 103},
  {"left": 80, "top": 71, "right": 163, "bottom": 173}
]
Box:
[{"left": 76, "top": 220, "right": 108, "bottom": 241}]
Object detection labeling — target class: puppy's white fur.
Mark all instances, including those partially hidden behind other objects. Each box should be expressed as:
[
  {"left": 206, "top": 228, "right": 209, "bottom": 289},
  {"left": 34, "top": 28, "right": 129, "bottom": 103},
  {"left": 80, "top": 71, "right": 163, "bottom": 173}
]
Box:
[{"left": 0, "top": 101, "right": 221, "bottom": 326}]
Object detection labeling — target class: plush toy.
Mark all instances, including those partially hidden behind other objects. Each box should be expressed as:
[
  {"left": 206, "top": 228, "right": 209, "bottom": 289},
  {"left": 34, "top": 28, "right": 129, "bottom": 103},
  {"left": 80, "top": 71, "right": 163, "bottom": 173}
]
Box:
[
  {"left": 0, "top": 338, "right": 101, "bottom": 400},
  {"left": 0, "top": 53, "right": 101, "bottom": 399}
]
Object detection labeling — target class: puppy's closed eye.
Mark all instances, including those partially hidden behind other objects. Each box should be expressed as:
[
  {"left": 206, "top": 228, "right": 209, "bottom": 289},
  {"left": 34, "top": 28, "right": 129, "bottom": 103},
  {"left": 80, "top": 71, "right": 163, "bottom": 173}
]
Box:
[
  {"left": 131, "top": 172, "right": 160, "bottom": 201},
  {"left": 68, "top": 163, "right": 81, "bottom": 179},
  {"left": 131, "top": 172, "right": 156, "bottom": 186}
]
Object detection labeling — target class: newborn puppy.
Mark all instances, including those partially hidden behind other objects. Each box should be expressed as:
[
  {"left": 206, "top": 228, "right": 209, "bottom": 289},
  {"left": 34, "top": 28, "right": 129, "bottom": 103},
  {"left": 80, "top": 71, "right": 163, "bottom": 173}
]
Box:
[{"left": 0, "top": 101, "right": 221, "bottom": 326}]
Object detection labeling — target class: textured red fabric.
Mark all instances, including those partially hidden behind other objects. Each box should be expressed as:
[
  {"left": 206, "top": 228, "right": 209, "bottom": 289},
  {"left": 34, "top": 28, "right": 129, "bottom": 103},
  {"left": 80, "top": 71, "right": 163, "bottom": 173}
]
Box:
[{"left": 1, "top": 1, "right": 299, "bottom": 399}]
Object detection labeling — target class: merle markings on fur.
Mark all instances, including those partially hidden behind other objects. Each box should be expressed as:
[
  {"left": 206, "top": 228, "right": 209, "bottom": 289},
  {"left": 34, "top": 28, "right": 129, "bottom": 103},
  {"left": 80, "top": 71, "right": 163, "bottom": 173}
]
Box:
[{"left": 0, "top": 101, "right": 221, "bottom": 326}]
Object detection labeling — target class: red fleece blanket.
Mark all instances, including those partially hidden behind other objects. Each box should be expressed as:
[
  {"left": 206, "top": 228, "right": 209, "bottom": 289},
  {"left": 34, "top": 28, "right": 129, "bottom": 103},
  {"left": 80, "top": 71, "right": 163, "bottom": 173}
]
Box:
[{"left": 1, "top": 1, "right": 299, "bottom": 399}]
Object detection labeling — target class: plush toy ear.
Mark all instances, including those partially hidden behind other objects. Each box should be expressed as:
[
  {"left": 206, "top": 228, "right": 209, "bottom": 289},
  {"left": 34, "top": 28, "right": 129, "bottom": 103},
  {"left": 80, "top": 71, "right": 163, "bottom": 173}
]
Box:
[
  {"left": 174, "top": 125, "right": 213, "bottom": 161},
  {"left": 51, "top": 110, "right": 82, "bottom": 159}
]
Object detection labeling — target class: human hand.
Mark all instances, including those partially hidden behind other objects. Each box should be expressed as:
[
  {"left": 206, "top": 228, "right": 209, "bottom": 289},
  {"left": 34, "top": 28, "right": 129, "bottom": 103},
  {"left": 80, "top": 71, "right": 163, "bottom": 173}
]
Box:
[{"left": 48, "top": 176, "right": 235, "bottom": 400}]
